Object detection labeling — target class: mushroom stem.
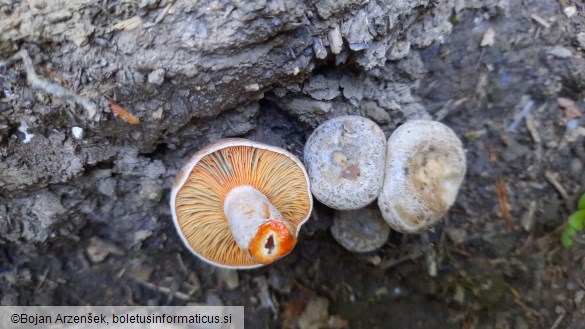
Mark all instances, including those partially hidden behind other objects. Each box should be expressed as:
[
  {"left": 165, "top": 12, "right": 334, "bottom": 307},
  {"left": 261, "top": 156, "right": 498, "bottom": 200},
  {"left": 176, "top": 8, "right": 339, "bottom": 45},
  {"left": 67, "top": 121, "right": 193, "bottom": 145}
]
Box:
[{"left": 223, "top": 185, "right": 296, "bottom": 264}]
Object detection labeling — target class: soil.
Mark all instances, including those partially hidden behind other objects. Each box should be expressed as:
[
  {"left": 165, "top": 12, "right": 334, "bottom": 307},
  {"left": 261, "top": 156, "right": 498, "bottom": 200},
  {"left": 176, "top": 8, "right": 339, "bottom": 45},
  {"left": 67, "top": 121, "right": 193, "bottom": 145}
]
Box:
[{"left": 1, "top": 0, "right": 585, "bottom": 328}]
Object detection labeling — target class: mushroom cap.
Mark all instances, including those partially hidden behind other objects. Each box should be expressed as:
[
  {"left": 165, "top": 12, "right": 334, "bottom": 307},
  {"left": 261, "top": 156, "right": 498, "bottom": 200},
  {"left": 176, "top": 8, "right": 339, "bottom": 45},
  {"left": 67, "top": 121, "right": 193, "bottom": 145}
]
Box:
[
  {"left": 378, "top": 120, "right": 466, "bottom": 233},
  {"left": 331, "top": 205, "right": 390, "bottom": 253},
  {"left": 303, "top": 115, "right": 386, "bottom": 210},
  {"left": 170, "top": 138, "right": 313, "bottom": 269}
]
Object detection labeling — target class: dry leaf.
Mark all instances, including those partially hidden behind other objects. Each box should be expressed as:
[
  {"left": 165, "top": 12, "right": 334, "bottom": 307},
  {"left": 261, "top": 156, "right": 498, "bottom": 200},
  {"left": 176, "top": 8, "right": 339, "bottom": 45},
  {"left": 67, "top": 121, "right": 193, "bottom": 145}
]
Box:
[{"left": 109, "top": 101, "right": 140, "bottom": 125}]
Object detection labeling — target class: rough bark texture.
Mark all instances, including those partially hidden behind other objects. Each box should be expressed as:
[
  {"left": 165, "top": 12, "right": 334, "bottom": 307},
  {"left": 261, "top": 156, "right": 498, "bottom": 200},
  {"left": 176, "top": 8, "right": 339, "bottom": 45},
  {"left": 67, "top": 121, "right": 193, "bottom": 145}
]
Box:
[{"left": 0, "top": 0, "right": 449, "bottom": 242}]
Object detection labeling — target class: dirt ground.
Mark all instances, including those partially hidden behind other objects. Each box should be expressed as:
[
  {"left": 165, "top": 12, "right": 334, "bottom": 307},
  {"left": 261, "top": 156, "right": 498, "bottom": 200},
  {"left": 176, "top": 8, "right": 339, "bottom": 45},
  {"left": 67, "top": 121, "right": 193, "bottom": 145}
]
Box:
[{"left": 1, "top": 0, "right": 585, "bottom": 328}]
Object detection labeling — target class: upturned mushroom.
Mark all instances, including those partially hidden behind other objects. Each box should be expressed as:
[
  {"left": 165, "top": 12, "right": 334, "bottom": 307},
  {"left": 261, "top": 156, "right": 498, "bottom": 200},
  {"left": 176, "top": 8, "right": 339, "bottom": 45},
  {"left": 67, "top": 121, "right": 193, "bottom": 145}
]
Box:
[
  {"left": 170, "top": 138, "right": 313, "bottom": 269},
  {"left": 378, "top": 120, "right": 466, "bottom": 233},
  {"left": 303, "top": 116, "right": 386, "bottom": 210},
  {"left": 331, "top": 204, "right": 390, "bottom": 253}
]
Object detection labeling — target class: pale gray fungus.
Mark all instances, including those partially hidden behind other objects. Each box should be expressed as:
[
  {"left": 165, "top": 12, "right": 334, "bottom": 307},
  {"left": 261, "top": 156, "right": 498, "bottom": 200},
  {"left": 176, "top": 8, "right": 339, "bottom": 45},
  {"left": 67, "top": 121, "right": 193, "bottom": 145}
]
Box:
[
  {"left": 331, "top": 205, "right": 390, "bottom": 253},
  {"left": 378, "top": 120, "right": 466, "bottom": 233},
  {"left": 304, "top": 116, "right": 386, "bottom": 210}
]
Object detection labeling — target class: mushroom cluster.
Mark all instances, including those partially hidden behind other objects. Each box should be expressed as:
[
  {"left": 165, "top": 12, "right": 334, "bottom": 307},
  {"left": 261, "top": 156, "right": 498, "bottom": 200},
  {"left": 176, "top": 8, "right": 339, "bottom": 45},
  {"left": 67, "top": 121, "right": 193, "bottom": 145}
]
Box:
[
  {"left": 304, "top": 116, "right": 466, "bottom": 252},
  {"left": 170, "top": 139, "right": 312, "bottom": 269},
  {"left": 170, "top": 116, "right": 466, "bottom": 266}
]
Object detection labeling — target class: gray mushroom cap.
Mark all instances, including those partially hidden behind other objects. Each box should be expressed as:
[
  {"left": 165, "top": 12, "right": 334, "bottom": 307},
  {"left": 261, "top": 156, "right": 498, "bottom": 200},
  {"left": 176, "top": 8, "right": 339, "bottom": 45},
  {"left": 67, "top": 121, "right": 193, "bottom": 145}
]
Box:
[
  {"left": 378, "top": 120, "right": 466, "bottom": 233},
  {"left": 303, "top": 115, "right": 386, "bottom": 210},
  {"left": 331, "top": 205, "right": 390, "bottom": 253}
]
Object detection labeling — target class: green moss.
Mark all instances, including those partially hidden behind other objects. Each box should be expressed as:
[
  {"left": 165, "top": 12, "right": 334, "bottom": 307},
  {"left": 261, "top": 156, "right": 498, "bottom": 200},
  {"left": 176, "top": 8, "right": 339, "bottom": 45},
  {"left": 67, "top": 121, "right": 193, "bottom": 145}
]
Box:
[
  {"left": 561, "top": 193, "right": 585, "bottom": 248},
  {"left": 465, "top": 131, "right": 479, "bottom": 142},
  {"left": 57, "top": 110, "right": 72, "bottom": 126}
]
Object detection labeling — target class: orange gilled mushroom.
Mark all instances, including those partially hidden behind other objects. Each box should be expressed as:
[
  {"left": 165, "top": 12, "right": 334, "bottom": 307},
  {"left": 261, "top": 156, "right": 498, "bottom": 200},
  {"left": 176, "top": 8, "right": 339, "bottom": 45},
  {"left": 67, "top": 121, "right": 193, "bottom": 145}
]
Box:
[{"left": 170, "top": 138, "right": 313, "bottom": 269}]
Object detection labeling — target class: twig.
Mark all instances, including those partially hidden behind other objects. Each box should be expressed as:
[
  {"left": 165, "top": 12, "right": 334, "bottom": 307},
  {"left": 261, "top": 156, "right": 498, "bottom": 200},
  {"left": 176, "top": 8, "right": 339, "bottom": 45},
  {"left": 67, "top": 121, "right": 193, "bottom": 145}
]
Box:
[
  {"left": 549, "top": 313, "right": 565, "bottom": 329},
  {"left": 143, "top": 0, "right": 175, "bottom": 28},
  {"left": 525, "top": 110, "right": 543, "bottom": 143},
  {"left": 508, "top": 97, "right": 534, "bottom": 132},
  {"left": 176, "top": 253, "right": 189, "bottom": 276},
  {"left": 531, "top": 14, "right": 551, "bottom": 28},
  {"left": 544, "top": 171, "right": 570, "bottom": 201},
  {"left": 133, "top": 279, "right": 192, "bottom": 301},
  {"left": 496, "top": 178, "right": 513, "bottom": 225},
  {"left": 379, "top": 245, "right": 433, "bottom": 270},
  {"left": 509, "top": 287, "right": 542, "bottom": 318},
  {"left": 13, "top": 50, "right": 98, "bottom": 120},
  {"left": 448, "top": 247, "right": 471, "bottom": 257},
  {"left": 34, "top": 267, "right": 50, "bottom": 294},
  {"left": 434, "top": 97, "right": 469, "bottom": 121}
]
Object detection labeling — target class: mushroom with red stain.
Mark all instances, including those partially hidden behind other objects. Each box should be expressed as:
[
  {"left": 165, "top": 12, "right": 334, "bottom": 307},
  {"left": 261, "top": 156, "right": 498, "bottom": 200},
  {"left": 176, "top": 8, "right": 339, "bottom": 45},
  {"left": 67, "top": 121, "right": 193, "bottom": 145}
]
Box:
[
  {"left": 303, "top": 116, "right": 386, "bottom": 210},
  {"left": 170, "top": 139, "right": 313, "bottom": 269}
]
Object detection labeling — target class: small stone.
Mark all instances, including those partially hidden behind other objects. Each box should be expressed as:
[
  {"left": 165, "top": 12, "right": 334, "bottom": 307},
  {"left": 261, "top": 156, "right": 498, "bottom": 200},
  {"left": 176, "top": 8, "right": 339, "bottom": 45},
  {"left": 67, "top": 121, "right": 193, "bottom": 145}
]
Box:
[
  {"left": 480, "top": 28, "right": 495, "bottom": 47},
  {"left": 47, "top": 9, "right": 72, "bottom": 23},
  {"left": 189, "top": 272, "right": 201, "bottom": 292},
  {"left": 339, "top": 75, "right": 363, "bottom": 101},
  {"left": 132, "top": 230, "right": 152, "bottom": 246},
  {"left": 313, "top": 37, "right": 327, "bottom": 59},
  {"left": 113, "top": 16, "right": 143, "bottom": 31},
  {"left": 342, "top": 10, "right": 372, "bottom": 50},
  {"left": 86, "top": 237, "right": 124, "bottom": 263},
  {"left": 546, "top": 47, "right": 572, "bottom": 59},
  {"left": 575, "top": 290, "right": 585, "bottom": 305},
  {"left": 139, "top": 0, "right": 158, "bottom": 9},
  {"left": 139, "top": 180, "right": 163, "bottom": 202},
  {"left": 147, "top": 68, "right": 165, "bottom": 86},
  {"left": 555, "top": 305, "right": 566, "bottom": 314},
  {"left": 521, "top": 201, "right": 536, "bottom": 232},
  {"left": 327, "top": 315, "right": 349, "bottom": 329},
  {"left": 33, "top": 191, "right": 65, "bottom": 220},
  {"left": 303, "top": 75, "right": 340, "bottom": 101},
  {"left": 18, "top": 122, "right": 34, "bottom": 144},
  {"left": 205, "top": 293, "right": 223, "bottom": 306},
  {"left": 145, "top": 160, "right": 166, "bottom": 178},
  {"left": 285, "top": 97, "right": 332, "bottom": 115},
  {"left": 244, "top": 83, "right": 260, "bottom": 92},
  {"left": 217, "top": 268, "right": 239, "bottom": 290},
  {"left": 454, "top": 284, "right": 465, "bottom": 304},
  {"left": 374, "top": 287, "right": 388, "bottom": 296},
  {"left": 564, "top": 6, "right": 577, "bottom": 18},
  {"left": 364, "top": 102, "right": 391, "bottom": 124},
  {"left": 71, "top": 126, "right": 84, "bottom": 140},
  {"left": 328, "top": 25, "right": 343, "bottom": 55},
  {"left": 576, "top": 33, "right": 585, "bottom": 49},
  {"left": 152, "top": 107, "right": 164, "bottom": 120},
  {"left": 387, "top": 40, "right": 411, "bottom": 60},
  {"left": 514, "top": 316, "right": 529, "bottom": 329},
  {"left": 366, "top": 255, "right": 382, "bottom": 266},
  {"left": 98, "top": 178, "right": 116, "bottom": 196},
  {"left": 446, "top": 227, "right": 468, "bottom": 244},
  {"left": 298, "top": 297, "right": 329, "bottom": 329},
  {"left": 127, "top": 263, "right": 155, "bottom": 281}
]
